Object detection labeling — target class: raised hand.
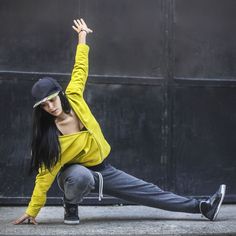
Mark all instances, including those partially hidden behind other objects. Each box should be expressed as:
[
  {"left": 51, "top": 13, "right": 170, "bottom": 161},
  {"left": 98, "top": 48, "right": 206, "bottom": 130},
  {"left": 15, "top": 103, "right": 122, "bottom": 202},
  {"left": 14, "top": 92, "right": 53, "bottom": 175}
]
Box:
[{"left": 72, "top": 18, "right": 93, "bottom": 35}]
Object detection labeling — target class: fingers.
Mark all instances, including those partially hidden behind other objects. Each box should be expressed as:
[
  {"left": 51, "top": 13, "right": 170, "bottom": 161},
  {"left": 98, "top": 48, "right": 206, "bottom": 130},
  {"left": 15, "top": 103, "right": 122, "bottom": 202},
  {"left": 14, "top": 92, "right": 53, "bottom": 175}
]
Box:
[
  {"left": 72, "top": 18, "right": 93, "bottom": 34},
  {"left": 28, "top": 217, "right": 38, "bottom": 225},
  {"left": 12, "top": 214, "right": 38, "bottom": 225},
  {"left": 87, "top": 28, "right": 93, "bottom": 33},
  {"left": 72, "top": 19, "right": 82, "bottom": 33},
  {"left": 80, "top": 18, "right": 87, "bottom": 27},
  {"left": 12, "top": 214, "right": 28, "bottom": 225},
  {"left": 73, "top": 19, "right": 80, "bottom": 28},
  {"left": 72, "top": 25, "right": 80, "bottom": 33},
  {"left": 80, "top": 18, "right": 93, "bottom": 33}
]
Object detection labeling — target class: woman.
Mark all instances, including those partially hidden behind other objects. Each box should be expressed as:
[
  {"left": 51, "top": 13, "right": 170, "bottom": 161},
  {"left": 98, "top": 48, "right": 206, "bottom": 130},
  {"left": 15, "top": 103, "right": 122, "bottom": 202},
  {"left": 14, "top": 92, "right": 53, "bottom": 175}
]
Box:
[{"left": 13, "top": 19, "right": 226, "bottom": 225}]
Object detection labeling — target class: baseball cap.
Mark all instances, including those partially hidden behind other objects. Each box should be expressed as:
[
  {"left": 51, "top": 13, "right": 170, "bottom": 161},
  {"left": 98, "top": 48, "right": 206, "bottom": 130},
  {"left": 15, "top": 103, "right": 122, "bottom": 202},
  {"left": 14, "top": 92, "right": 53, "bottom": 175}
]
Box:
[{"left": 31, "top": 77, "right": 62, "bottom": 108}]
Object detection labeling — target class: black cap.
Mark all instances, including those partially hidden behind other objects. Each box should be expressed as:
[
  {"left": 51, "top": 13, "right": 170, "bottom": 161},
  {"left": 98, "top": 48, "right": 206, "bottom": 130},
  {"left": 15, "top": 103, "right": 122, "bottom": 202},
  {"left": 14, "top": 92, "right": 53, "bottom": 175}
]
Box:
[{"left": 31, "top": 77, "right": 62, "bottom": 108}]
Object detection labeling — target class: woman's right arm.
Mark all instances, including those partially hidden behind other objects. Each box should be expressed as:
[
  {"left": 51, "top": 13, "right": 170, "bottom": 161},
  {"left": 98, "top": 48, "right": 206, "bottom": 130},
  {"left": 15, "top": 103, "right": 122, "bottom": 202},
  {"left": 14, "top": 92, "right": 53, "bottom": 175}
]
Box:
[
  {"left": 12, "top": 162, "right": 62, "bottom": 225},
  {"left": 12, "top": 213, "right": 38, "bottom": 225}
]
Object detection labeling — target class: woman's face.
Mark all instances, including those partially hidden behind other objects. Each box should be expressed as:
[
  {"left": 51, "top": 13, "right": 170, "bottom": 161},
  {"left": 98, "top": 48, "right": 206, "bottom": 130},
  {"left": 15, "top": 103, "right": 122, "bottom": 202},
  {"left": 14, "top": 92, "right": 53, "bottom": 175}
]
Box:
[{"left": 40, "top": 95, "right": 63, "bottom": 117}]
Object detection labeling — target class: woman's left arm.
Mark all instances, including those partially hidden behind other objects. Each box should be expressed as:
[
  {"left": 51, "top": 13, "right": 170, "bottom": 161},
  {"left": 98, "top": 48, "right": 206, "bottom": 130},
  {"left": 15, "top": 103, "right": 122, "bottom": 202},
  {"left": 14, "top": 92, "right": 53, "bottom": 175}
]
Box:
[
  {"left": 66, "top": 19, "right": 93, "bottom": 97},
  {"left": 73, "top": 18, "right": 93, "bottom": 45}
]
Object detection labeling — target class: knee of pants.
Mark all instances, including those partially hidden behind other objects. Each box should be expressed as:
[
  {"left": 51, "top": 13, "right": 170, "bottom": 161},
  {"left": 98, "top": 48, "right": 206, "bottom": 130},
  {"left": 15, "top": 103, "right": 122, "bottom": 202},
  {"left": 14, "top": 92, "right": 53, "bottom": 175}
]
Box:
[
  {"left": 65, "top": 171, "right": 95, "bottom": 189},
  {"left": 63, "top": 171, "right": 95, "bottom": 197}
]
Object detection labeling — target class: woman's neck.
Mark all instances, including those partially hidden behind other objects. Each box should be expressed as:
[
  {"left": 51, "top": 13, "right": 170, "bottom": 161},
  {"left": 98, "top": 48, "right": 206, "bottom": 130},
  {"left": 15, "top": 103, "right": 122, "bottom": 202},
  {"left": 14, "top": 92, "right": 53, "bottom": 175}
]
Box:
[{"left": 55, "top": 111, "right": 71, "bottom": 123}]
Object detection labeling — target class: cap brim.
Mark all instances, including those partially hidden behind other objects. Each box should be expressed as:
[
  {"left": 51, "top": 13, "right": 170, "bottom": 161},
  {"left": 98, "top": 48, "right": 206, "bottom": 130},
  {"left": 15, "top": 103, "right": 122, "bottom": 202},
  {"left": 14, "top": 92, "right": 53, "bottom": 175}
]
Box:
[{"left": 33, "top": 91, "right": 60, "bottom": 108}]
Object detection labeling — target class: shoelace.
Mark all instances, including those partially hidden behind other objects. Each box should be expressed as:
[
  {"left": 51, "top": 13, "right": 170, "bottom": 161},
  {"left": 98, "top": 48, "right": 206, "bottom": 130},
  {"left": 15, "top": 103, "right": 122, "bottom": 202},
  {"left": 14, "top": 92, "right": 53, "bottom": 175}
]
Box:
[{"left": 95, "top": 171, "right": 104, "bottom": 201}]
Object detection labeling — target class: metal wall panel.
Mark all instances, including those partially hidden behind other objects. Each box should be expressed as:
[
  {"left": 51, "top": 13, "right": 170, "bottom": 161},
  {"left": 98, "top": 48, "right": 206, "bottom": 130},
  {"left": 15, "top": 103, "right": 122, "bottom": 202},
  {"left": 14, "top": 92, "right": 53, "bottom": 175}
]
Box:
[
  {"left": 172, "top": 0, "right": 236, "bottom": 201},
  {"left": 0, "top": 0, "right": 165, "bottom": 77},
  {"left": 172, "top": 86, "right": 236, "bottom": 199},
  {"left": 86, "top": 83, "right": 166, "bottom": 184},
  {"left": 0, "top": 0, "right": 79, "bottom": 73},
  {"left": 174, "top": 0, "right": 236, "bottom": 79},
  {"left": 0, "top": 0, "right": 236, "bottom": 205},
  {"left": 80, "top": 0, "right": 165, "bottom": 77},
  {"left": 0, "top": 78, "right": 33, "bottom": 201}
]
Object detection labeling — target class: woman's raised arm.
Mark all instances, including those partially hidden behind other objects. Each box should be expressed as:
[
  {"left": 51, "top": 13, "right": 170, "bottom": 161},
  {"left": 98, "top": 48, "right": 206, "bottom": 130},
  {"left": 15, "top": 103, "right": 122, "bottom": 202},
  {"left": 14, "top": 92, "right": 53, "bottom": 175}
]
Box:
[
  {"left": 66, "top": 19, "right": 92, "bottom": 97},
  {"left": 72, "top": 18, "right": 93, "bottom": 44}
]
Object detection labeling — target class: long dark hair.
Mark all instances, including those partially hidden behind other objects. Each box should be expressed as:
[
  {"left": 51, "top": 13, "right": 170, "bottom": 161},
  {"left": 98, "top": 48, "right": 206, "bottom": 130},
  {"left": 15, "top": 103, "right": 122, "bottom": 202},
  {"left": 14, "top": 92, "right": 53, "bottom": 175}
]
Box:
[{"left": 30, "top": 91, "right": 71, "bottom": 173}]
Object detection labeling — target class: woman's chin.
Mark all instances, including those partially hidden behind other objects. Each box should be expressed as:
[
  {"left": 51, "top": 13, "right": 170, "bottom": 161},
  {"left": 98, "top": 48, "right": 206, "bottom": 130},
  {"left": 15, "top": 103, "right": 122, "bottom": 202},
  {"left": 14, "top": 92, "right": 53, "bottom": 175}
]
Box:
[{"left": 51, "top": 109, "right": 61, "bottom": 117}]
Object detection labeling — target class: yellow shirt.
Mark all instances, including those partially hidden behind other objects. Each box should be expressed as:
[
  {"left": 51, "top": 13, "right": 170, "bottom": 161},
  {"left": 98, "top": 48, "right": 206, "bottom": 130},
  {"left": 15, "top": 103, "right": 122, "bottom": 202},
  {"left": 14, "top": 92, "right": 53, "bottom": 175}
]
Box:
[
  {"left": 26, "top": 44, "right": 111, "bottom": 217},
  {"left": 59, "top": 130, "right": 102, "bottom": 167}
]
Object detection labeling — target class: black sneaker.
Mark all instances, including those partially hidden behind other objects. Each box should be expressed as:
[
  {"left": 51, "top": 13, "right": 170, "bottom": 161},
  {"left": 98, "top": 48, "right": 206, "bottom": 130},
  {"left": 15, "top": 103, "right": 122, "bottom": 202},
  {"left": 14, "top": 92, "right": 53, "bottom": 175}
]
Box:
[
  {"left": 63, "top": 202, "right": 80, "bottom": 224},
  {"left": 200, "top": 184, "right": 226, "bottom": 221}
]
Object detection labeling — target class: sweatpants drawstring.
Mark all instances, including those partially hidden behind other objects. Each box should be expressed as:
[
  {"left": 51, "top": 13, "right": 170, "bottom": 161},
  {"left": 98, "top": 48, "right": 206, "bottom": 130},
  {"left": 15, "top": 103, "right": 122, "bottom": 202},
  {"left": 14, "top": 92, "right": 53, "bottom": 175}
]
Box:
[{"left": 95, "top": 171, "right": 103, "bottom": 201}]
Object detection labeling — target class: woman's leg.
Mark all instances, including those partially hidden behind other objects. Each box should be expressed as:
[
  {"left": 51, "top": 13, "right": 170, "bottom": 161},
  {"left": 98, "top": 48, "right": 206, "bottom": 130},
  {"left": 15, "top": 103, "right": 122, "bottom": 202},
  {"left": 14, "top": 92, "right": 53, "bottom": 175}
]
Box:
[
  {"left": 57, "top": 164, "right": 95, "bottom": 204},
  {"left": 57, "top": 164, "right": 96, "bottom": 224},
  {"left": 93, "top": 164, "right": 200, "bottom": 213}
]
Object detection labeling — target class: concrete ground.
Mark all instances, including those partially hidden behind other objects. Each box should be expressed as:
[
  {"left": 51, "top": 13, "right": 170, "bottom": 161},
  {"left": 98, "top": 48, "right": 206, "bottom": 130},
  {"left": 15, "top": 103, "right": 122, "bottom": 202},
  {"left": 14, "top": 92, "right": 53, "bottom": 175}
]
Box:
[{"left": 0, "top": 204, "right": 236, "bottom": 236}]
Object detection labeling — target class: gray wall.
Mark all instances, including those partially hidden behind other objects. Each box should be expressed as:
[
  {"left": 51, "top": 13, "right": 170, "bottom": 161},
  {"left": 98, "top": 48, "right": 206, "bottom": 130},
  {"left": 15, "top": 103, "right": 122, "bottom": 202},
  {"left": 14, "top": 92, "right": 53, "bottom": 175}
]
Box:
[{"left": 0, "top": 0, "right": 235, "bottom": 205}]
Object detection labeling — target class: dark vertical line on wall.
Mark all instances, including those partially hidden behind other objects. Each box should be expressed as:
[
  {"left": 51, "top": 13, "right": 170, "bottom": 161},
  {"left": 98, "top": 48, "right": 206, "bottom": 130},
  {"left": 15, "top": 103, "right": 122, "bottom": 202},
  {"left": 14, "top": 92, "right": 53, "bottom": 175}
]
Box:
[
  {"left": 160, "top": 0, "right": 169, "bottom": 190},
  {"left": 162, "top": 0, "right": 175, "bottom": 191},
  {"left": 170, "top": 0, "right": 177, "bottom": 192},
  {"left": 168, "top": 0, "right": 176, "bottom": 192}
]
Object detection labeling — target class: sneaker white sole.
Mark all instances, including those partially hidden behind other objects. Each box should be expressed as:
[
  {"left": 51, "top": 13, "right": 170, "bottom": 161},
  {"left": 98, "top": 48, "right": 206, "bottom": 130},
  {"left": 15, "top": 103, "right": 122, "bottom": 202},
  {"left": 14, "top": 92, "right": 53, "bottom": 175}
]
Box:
[
  {"left": 212, "top": 184, "right": 226, "bottom": 221},
  {"left": 64, "top": 219, "right": 80, "bottom": 225}
]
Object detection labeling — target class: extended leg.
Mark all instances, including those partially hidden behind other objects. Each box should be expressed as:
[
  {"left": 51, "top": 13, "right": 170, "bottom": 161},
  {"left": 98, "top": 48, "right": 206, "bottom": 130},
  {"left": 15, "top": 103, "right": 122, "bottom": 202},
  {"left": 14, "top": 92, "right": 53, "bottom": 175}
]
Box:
[{"left": 94, "top": 164, "right": 200, "bottom": 213}]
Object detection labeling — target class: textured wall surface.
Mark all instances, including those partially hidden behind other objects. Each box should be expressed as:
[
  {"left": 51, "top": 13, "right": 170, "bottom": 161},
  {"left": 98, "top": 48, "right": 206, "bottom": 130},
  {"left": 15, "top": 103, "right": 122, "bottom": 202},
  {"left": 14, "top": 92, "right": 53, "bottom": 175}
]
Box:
[{"left": 0, "top": 0, "right": 235, "bottom": 205}]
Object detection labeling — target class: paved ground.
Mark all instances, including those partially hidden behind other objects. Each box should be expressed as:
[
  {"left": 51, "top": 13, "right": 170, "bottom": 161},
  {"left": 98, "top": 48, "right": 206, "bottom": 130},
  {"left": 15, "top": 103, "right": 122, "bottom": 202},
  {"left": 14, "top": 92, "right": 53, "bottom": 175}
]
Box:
[{"left": 0, "top": 204, "right": 236, "bottom": 236}]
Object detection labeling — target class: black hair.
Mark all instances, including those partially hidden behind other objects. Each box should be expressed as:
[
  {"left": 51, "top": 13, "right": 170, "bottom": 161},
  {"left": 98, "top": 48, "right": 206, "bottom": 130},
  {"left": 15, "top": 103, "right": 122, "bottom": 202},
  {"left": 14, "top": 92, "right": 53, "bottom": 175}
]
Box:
[
  {"left": 30, "top": 91, "right": 71, "bottom": 173},
  {"left": 59, "top": 91, "right": 71, "bottom": 113}
]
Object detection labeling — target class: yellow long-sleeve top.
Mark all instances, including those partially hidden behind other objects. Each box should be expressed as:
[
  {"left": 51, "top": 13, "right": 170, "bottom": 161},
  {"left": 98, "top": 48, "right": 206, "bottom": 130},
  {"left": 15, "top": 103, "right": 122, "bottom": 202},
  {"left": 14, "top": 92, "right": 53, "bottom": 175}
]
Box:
[{"left": 26, "top": 44, "right": 111, "bottom": 217}]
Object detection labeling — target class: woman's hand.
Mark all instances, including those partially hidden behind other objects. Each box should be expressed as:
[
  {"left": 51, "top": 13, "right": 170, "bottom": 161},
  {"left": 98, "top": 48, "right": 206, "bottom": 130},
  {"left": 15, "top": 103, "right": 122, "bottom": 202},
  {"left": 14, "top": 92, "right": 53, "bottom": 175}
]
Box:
[
  {"left": 72, "top": 18, "right": 93, "bottom": 44},
  {"left": 12, "top": 213, "right": 38, "bottom": 225},
  {"left": 72, "top": 18, "right": 93, "bottom": 34}
]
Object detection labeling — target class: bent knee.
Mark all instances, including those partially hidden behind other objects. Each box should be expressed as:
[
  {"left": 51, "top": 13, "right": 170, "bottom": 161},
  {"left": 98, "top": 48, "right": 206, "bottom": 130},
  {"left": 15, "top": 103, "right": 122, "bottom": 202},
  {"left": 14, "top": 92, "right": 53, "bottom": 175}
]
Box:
[{"left": 65, "top": 170, "right": 95, "bottom": 190}]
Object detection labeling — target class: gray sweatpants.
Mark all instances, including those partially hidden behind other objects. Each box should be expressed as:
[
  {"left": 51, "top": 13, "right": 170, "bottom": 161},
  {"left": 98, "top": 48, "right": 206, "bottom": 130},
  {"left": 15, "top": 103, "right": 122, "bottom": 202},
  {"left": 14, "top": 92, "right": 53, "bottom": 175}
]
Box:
[{"left": 57, "top": 162, "right": 200, "bottom": 214}]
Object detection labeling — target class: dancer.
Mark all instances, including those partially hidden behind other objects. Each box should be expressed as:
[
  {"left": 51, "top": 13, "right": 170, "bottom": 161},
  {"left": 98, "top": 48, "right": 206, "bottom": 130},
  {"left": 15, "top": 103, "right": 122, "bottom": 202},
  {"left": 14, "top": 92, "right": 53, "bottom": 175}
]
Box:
[{"left": 13, "top": 19, "right": 226, "bottom": 225}]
